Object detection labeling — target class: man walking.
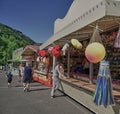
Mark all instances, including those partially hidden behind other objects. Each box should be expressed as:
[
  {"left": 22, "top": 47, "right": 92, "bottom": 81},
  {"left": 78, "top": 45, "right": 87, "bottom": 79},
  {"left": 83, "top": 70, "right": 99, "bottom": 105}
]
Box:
[
  {"left": 23, "top": 62, "right": 33, "bottom": 92},
  {"left": 51, "top": 62, "right": 63, "bottom": 98}
]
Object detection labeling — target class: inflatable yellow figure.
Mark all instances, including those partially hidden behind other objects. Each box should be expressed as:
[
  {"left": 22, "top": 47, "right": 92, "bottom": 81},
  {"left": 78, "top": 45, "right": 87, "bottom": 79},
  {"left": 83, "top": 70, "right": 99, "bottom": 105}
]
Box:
[{"left": 71, "top": 39, "right": 82, "bottom": 49}]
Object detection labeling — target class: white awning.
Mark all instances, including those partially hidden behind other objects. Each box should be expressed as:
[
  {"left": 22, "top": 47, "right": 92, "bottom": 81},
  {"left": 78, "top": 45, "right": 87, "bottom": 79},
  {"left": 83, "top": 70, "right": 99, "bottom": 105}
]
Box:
[{"left": 40, "top": 0, "right": 120, "bottom": 49}]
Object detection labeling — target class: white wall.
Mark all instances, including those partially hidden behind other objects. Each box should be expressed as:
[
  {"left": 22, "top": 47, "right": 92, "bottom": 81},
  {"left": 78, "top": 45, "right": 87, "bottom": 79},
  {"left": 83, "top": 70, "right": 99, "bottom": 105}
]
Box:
[{"left": 54, "top": 0, "right": 103, "bottom": 34}]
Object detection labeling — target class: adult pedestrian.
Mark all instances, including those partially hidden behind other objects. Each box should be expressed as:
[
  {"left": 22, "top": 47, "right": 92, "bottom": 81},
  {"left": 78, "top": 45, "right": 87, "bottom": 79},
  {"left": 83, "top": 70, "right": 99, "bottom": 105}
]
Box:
[
  {"left": 18, "top": 64, "right": 24, "bottom": 82},
  {"left": 51, "top": 62, "right": 63, "bottom": 98},
  {"left": 23, "top": 62, "right": 33, "bottom": 92}
]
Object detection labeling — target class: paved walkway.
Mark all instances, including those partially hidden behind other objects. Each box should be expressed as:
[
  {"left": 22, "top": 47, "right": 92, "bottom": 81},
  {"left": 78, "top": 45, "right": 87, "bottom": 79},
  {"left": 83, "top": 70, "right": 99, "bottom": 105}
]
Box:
[{"left": 0, "top": 70, "right": 95, "bottom": 114}]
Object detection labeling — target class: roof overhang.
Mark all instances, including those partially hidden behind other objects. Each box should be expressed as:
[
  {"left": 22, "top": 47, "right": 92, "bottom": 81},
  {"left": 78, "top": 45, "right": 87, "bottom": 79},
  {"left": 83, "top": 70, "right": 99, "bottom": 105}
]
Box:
[
  {"left": 40, "top": 0, "right": 120, "bottom": 49},
  {"left": 22, "top": 45, "right": 39, "bottom": 56}
]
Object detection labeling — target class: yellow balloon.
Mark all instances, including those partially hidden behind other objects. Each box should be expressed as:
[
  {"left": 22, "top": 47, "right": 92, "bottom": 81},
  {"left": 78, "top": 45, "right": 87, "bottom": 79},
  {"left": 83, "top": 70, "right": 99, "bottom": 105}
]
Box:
[
  {"left": 71, "top": 39, "right": 82, "bottom": 49},
  {"left": 85, "top": 42, "right": 106, "bottom": 63}
]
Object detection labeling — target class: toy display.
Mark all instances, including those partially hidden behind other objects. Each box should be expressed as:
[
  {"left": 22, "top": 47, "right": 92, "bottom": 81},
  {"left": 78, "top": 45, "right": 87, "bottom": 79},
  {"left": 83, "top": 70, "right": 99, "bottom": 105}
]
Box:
[
  {"left": 52, "top": 45, "right": 61, "bottom": 57},
  {"left": 71, "top": 39, "right": 82, "bottom": 49},
  {"left": 93, "top": 60, "right": 115, "bottom": 107},
  {"left": 114, "top": 25, "right": 120, "bottom": 48},
  {"left": 62, "top": 43, "right": 69, "bottom": 55}
]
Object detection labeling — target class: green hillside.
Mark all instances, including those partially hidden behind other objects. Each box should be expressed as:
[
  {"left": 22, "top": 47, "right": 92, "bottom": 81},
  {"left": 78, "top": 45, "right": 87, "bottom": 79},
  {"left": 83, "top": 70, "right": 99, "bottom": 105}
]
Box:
[{"left": 0, "top": 23, "right": 36, "bottom": 65}]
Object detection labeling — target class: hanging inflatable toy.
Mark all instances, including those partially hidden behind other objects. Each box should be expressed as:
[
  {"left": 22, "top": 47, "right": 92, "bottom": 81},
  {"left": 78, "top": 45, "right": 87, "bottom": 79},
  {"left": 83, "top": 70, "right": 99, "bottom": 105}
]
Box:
[
  {"left": 62, "top": 43, "right": 69, "bottom": 55},
  {"left": 85, "top": 42, "right": 106, "bottom": 63},
  {"left": 47, "top": 46, "right": 53, "bottom": 53},
  {"left": 39, "top": 50, "right": 47, "bottom": 57},
  {"left": 52, "top": 45, "right": 61, "bottom": 57},
  {"left": 36, "top": 56, "right": 40, "bottom": 62},
  {"left": 114, "top": 24, "right": 120, "bottom": 48},
  {"left": 93, "top": 60, "right": 115, "bottom": 107},
  {"left": 42, "top": 57, "right": 49, "bottom": 64},
  {"left": 71, "top": 39, "right": 82, "bottom": 49}
]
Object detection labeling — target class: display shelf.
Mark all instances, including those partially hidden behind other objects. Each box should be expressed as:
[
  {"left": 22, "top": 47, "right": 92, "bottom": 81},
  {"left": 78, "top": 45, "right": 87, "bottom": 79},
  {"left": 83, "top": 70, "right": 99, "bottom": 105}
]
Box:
[
  {"left": 33, "top": 71, "right": 52, "bottom": 87},
  {"left": 102, "top": 30, "right": 120, "bottom": 79}
]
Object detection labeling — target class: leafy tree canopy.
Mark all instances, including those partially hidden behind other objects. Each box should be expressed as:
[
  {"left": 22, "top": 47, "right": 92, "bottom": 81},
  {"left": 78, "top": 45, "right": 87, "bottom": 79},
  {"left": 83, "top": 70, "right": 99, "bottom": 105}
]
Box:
[{"left": 0, "top": 23, "right": 38, "bottom": 65}]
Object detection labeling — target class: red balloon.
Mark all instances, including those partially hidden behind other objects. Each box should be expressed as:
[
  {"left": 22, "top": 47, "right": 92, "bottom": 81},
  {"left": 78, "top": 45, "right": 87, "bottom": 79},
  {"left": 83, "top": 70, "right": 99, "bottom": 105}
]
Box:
[
  {"left": 39, "top": 50, "right": 47, "bottom": 57},
  {"left": 52, "top": 48, "right": 60, "bottom": 57},
  {"left": 54, "top": 45, "right": 60, "bottom": 51}
]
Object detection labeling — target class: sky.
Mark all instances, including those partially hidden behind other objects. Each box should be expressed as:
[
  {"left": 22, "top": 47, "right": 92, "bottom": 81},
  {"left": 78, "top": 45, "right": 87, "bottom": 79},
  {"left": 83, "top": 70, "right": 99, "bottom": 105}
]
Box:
[{"left": 0, "top": 0, "right": 73, "bottom": 43}]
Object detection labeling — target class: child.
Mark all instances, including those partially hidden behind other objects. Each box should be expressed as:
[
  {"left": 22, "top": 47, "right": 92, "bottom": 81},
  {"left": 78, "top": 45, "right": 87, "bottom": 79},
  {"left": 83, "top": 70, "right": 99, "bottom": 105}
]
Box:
[{"left": 7, "top": 72, "right": 13, "bottom": 87}]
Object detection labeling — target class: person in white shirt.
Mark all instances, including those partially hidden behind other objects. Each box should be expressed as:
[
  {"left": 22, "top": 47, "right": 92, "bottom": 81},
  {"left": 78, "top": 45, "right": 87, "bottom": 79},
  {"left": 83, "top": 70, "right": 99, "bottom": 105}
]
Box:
[
  {"left": 51, "top": 62, "right": 63, "bottom": 98},
  {"left": 18, "top": 64, "right": 24, "bottom": 82}
]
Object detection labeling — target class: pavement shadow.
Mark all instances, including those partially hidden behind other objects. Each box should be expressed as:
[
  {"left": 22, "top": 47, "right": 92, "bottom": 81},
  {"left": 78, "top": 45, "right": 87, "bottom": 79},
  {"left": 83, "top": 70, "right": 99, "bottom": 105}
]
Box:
[
  {"left": 31, "top": 84, "right": 44, "bottom": 87},
  {"left": 30, "top": 87, "right": 50, "bottom": 92},
  {"left": 14, "top": 85, "right": 23, "bottom": 87},
  {"left": 54, "top": 94, "right": 66, "bottom": 98}
]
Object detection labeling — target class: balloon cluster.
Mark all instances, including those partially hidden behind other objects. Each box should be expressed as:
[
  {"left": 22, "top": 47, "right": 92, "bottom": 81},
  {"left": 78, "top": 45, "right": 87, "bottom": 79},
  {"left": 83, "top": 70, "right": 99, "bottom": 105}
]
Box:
[{"left": 39, "top": 45, "right": 61, "bottom": 59}]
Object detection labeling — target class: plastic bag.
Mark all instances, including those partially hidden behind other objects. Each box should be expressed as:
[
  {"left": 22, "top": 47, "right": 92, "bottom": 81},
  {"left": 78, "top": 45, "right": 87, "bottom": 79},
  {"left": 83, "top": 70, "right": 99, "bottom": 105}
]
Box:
[{"left": 114, "top": 25, "right": 120, "bottom": 48}]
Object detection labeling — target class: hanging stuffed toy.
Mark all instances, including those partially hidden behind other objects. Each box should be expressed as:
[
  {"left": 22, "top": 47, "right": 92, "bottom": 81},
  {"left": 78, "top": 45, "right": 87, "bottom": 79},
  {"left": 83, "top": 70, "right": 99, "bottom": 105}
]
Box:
[
  {"left": 52, "top": 49, "right": 60, "bottom": 57},
  {"left": 42, "top": 57, "right": 47, "bottom": 63},
  {"left": 36, "top": 56, "right": 40, "bottom": 62},
  {"left": 71, "top": 39, "right": 82, "bottom": 49},
  {"left": 62, "top": 43, "right": 69, "bottom": 55},
  {"left": 47, "top": 46, "right": 53, "bottom": 54},
  {"left": 114, "top": 24, "right": 120, "bottom": 48},
  {"left": 52, "top": 45, "right": 60, "bottom": 57},
  {"left": 54, "top": 45, "right": 60, "bottom": 51},
  {"left": 39, "top": 50, "right": 47, "bottom": 57}
]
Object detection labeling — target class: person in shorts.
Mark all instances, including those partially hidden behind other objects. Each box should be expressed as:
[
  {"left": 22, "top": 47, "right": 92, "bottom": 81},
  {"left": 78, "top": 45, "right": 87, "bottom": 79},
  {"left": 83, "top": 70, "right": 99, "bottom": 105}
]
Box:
[{"left": 23, "top": 63, "right": 33, "bottom": 92}]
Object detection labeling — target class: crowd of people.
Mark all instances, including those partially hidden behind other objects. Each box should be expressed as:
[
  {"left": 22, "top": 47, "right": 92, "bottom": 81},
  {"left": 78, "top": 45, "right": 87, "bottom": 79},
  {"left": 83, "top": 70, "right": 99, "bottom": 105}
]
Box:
[
  {"left": 2, "top": 61, "right": 65, "bottom": 97},
  {"left": 3, "top": 62, "right": 33, "bottom": 92},
  {"left": 2, "top": 59, "right": 89, "bottom": 98}
]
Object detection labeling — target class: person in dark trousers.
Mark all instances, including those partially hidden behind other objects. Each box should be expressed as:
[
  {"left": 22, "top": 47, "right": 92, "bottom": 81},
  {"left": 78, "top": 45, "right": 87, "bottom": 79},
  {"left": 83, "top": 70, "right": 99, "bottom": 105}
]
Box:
[
  {"left": 7, "top": 72, "right": 13, "bottom": 87},
  {"left": 23, "top": 63, "right": 33, "bottom": 92}
]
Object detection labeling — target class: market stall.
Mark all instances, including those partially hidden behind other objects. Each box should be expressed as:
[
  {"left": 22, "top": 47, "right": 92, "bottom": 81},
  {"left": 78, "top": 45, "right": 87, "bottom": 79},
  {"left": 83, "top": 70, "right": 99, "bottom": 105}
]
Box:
[
  {"left": 33, "top": 51, "right": 53, "bottom": 87},
  {"left": 21, "top": 45, "right": 39, "bottom": 67},
  {"left": 21, "top": 45, "right": 52, "bottom": 86},
  {"left": 39, "top": 0, "right": 120, "bottom": 113}
]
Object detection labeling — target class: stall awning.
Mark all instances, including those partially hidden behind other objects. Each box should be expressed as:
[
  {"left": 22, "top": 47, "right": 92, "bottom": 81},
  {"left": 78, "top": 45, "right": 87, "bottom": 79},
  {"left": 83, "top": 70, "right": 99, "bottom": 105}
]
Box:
[
  {"left": 22, "top": 45, "right": 39, "bottom": 56},
  {"left": 40, "top": 0, "right": 120, "bottom": 49}
]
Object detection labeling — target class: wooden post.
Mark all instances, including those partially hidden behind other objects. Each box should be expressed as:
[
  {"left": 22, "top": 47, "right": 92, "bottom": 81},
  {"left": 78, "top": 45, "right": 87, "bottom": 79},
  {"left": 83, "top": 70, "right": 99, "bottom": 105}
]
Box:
[
  {"left": 67, "top": 47, "right": 70, "bottom": 78},
  {"left": 52, "top": 56, "right": 56, "bottom": 74},
  {"left": 89, "top": 62, "right": 93, "bottom": 84}
]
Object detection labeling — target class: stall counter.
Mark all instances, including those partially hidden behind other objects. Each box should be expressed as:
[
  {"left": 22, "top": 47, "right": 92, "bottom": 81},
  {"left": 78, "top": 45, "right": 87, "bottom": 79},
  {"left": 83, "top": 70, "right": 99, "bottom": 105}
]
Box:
[{"left": 33, "top": 70, "right": 52, "bottom": 87}]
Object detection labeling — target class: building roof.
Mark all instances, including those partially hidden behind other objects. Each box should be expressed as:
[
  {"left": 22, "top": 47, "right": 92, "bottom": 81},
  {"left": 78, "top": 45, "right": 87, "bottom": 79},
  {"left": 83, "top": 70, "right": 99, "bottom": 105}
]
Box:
[
  {"left": 40, "top": 0, "right": 120, "bottom": 49},
  {"left": 22, "top": 45, "right": 39, "bottom": 56}
]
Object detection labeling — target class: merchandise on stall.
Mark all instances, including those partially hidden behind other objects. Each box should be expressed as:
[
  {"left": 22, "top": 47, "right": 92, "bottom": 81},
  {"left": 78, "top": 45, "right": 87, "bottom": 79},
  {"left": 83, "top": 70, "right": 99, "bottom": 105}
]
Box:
[{"left": 93, "top": 60, "right": 115, "bottom": 107}]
